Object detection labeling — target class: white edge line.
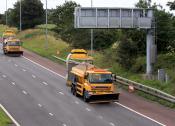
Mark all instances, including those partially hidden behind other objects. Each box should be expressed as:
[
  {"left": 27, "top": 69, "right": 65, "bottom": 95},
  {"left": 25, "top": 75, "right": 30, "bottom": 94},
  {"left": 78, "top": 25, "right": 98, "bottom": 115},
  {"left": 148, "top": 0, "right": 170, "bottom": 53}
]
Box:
[
  {"left": 115, "top": 102, "right": 166, "bottom": 126},
  {"left": 23, "top": 56, "right": 166, "bottom": 126},
  {"left": 0, "top": 104, "right": 21, "bottom": 126}
]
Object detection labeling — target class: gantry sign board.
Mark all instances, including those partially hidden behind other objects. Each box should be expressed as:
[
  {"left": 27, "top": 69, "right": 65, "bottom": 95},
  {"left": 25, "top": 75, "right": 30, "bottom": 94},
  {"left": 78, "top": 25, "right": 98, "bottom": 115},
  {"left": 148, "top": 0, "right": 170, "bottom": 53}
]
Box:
[{"left": 74, "top": 7, "right": 154, "bottom": 29}]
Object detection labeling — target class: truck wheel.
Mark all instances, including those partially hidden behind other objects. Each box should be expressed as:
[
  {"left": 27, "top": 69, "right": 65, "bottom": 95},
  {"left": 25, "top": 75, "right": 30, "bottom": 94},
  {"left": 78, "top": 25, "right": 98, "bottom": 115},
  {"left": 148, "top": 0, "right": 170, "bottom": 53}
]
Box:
[
  {"left": 71, "top": 85, "right": 78, "bottom": 96},
  {"left": 83, "top": 91, "right": 89, "bottom": 102},
  {"left": 3, "top": 50, "right": 6, "bottom": 55}
]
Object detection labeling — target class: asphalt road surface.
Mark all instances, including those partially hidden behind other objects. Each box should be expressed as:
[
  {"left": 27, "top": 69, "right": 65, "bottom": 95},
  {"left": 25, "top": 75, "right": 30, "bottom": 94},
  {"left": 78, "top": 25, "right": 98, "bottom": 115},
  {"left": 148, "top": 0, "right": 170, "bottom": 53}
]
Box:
[{"left": 0, "top": 44, "right": 164, "bottom": 126}]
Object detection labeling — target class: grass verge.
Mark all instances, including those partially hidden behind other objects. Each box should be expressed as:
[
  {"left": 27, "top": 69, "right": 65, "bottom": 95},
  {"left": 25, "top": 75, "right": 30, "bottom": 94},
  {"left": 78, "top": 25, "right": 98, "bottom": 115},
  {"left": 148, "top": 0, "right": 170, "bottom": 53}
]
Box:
[{"left": 0, "top": 108, "right": 13, "bottom": 126}]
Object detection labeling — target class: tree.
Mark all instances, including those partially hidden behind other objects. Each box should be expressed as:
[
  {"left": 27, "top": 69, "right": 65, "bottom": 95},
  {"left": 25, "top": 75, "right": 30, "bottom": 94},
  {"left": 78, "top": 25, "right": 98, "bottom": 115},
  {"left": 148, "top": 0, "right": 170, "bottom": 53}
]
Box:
[
  {"left": 117, "top": 37, "right": 138, "bottom": 70},
  {"left": 51, "top": 1, "right": 118, "bottom": 50},
  {"left": 9, "top": 0, "right": 45, "bottom": 29},
  {"left": 0, "top": 14, "right": 5, "bottom": 24},
  {"left": 135, "top": 0, "right": 152, "bottom": 8},
  {"left": 167, "top": 1, "right": 175, "bottom": 10}
]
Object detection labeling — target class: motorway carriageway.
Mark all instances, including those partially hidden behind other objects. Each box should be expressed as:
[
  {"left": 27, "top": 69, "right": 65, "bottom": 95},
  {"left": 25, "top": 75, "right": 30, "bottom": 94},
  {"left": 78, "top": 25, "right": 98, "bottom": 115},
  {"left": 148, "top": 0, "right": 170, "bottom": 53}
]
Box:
[{"left": 0, "top": 44, "right": 167, "bottom": 126}]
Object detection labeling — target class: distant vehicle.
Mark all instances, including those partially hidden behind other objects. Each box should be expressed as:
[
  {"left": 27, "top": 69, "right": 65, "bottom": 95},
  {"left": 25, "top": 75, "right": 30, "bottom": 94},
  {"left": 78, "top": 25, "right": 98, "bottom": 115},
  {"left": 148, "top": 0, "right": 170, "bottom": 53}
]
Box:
[
  {"left": 66, "top": 49, "right": 120, "bottom": 103},
  {"left": 3, "top": 37, "right": 23, "bottom": 56},
  {"left": 2, "top": 30, "right": 16, "bottom": 42}
]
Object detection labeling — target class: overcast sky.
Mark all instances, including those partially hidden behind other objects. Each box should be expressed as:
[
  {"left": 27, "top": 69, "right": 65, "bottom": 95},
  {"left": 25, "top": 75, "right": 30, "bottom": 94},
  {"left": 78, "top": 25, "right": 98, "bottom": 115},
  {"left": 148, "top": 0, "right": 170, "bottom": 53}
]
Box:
[{"left": 0, "top": 0, "right": 174, "bottom": 14}]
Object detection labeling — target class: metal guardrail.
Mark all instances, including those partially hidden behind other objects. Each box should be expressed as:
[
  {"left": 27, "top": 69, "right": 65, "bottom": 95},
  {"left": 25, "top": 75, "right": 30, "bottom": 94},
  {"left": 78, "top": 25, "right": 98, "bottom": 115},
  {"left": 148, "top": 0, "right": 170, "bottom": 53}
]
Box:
[
  {"left": 53, "top": 55, "right": 175, "bottom": 104},
  {"left": 115, "top": 76, "right": 175, "bottom": 103}
]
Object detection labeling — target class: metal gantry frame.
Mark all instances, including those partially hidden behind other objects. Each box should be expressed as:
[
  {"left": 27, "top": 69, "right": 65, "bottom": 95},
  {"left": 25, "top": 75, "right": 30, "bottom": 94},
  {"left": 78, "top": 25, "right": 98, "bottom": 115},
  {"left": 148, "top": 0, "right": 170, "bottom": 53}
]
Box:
[{"left": 74, "top": 7, "right": 155, "bottom": 76}]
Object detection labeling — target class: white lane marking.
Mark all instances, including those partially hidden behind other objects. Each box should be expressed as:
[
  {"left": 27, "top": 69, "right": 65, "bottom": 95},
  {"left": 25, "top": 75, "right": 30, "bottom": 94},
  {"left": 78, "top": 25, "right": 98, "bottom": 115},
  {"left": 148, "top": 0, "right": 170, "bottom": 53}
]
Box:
[
  {"left": 109, "top": 122, "right": 115, "bottom": 126},
  {"left": 22, "top": 69, "right": 26, "bottom": 72},
  {"left": 14, "top": 64, "right": 18, "bottom": 67},
  {"left": 32, "top": 75, "right": 36, "bottom": 78},
  {"left": 23, "top": 56, "right": 66, "bottom": 79},
  {"left": 22, "top": 90, "right": 28, "bottom": 95},
  {"left": 115, "top": 102, "right": 166, "bottom": 126},
  {"left": 0, "top": 104, "right": 21, "bottom": 126},
  {"left": 58, "top": 92, "right": 64, "bottom": 95},
  {"left": 49, "top": 113, "right": 54, "bottom": 116},
  {"left": 97, "top": 115, "right": 103, "bottom": 119},
  {"left": 75, "top": 101, "right": 79, "bottom": 105},
  {"left": 86, "top": 108, "right": 91, "bottom": 112},
  {"left": 2, "top": 75, "right": 7, "bottom": 78},
  {"left": 38, "top": 104, "right": 42, "bottom": 107},
  {"left": 42, "top": 81, "right": 48, "bottom": 86},
  {"left": 23, "top": 56, "right": 166, "bottom": 126},
  {"left": 11, "top": 82, "right": 16, "bottom": 86},
  {"left": 62, "top": 124, "right": 67, "bottom": 126}
]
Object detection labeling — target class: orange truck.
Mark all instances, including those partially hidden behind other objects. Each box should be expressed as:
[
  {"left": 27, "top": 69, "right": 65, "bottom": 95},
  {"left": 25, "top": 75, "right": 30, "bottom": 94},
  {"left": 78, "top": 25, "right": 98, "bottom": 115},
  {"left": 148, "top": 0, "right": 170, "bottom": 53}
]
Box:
[
  {"left": 3, "top": 37, "right": 23, "bottom": 56},
  {"left": 2, "top": 30, "right": 16, "bottom": 42},
  {"left": 66, "top": 49, "right": 120, "bottom": 103}
]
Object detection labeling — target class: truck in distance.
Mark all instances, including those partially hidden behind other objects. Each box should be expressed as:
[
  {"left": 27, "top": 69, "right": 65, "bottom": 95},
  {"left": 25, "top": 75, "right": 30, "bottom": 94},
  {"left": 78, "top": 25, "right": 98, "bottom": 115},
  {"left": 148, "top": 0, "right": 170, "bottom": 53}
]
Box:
[
  {"left": 2, "top": 30, "right": 16, "bottom": 42},
  {"left": 3, "top": 37, "right": 23, "bottom": 56}
]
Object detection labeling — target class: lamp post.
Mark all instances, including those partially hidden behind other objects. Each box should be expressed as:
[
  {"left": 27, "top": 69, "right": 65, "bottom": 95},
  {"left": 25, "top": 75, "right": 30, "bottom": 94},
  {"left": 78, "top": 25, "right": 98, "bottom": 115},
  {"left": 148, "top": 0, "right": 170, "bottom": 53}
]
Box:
[
  {"left": 20, "top": 0, "right": 22, "bottom": 31},
  {"left": 45, "top": 0, "right": 48, "bottom": 49},
  {"left": 6, "top": 0, "right": 7, "bottom": 26},
  {"left": 90, "top": 0, "right": 93, "bottom": 56}
]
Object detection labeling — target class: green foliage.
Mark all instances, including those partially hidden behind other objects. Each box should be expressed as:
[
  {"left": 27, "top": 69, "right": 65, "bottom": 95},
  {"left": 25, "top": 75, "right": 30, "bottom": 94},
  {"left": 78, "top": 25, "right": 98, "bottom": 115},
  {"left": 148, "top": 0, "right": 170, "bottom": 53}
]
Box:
[
  {"left": 8, "top": 0, "right": 45, "bottom": 29},
  {"left": 131, "top": 56, "right": 146, "bottom": 73},
  {"left": 167, "top": 1, "right": 175, "bottom": 10},
  {"left": 155, "top": 9, "right": 175, "bottom": 53},
  {"left": 17, "top": 28, "right": 69, "bottom": 63},
  {"left": 94, "top": 30, "right": 118, "bottom": 50},
  {"left": 117, "top": 37, "right": 138, "bottom": 70},
  {"left": 135, "top": 0, "right": 151, "bottom": 8},
  {"left": 36, "top": 24, "right": 57, "bottom": 30}
]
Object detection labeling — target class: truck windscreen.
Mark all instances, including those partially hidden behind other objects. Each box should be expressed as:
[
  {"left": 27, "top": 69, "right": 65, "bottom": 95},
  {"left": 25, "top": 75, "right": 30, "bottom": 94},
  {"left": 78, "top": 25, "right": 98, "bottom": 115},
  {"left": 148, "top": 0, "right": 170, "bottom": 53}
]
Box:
[
  {"left": 7, "top": 41, "right": 21, "bottom": 46},
  {"left": 89, "top": 74, "right": 112, "bottom": 83}
]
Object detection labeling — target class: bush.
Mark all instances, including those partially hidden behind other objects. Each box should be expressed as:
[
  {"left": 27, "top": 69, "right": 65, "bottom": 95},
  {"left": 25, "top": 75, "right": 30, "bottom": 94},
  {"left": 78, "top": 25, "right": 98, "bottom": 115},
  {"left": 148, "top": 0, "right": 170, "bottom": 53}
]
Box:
[{"left": 131, "top": 56, "right": 146, "bottom": 73}]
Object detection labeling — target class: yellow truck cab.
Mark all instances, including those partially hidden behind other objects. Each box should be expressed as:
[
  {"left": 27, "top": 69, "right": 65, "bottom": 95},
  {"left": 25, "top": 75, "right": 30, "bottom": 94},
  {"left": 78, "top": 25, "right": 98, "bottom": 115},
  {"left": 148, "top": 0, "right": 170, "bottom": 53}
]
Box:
[
  {"left": 2, "top": 30, "right": 16, "bottom": 42},
  {"left": 3, "top": 37, "right": 23, "bottom": 56},
  {"left": 66, "top": 49, "right": 120, "bottom": 103}
]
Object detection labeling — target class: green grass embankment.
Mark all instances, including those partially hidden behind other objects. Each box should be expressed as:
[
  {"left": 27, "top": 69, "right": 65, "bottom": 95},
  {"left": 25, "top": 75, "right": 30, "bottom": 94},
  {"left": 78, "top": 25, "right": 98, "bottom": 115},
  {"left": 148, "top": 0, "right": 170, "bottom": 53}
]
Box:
[
  {"left": 0, "top": 108, "right": 12, "bottom": 126},
  {"left": 17, "top": 28, "right": 70, "bottom": 64}
]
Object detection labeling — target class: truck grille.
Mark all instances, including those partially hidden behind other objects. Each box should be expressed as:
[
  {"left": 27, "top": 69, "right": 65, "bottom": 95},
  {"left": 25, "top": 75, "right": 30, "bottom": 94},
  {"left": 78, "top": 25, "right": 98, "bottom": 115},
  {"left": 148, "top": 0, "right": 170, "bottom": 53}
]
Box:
[
  {"left": 92, "top": 86, "right": 111, "bottom": 91},
  {"left": 9, "top": 48, "right": 20, "bottom": 51}
]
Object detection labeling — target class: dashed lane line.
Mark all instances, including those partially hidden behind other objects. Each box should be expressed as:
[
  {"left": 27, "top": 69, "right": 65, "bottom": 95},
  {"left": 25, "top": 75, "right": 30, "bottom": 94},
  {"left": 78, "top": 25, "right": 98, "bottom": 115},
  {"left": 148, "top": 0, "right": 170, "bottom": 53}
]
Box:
[
  {"left": 42, "top": 82, "right": 48, "bottom": 86},
  {"left": 49, "top": 113, "right": 54, "bottom": 116},
  {"left": 38, "top": 104, "right": 42, "bottom": 107},
  {"left": 11, "top": 82, "right": 16, "bottom": 86},
  {"left": 86, "top": 108, "right": 91, "bottom": 112},
  {"left": 22, "top": 90, "right": 28, "bottom": 95},
  {"left": 109, "top": 122, "right": 115, "bottom": 126},
  {"left": 32, "top": 75, "right": 36, "bottom": 78}
]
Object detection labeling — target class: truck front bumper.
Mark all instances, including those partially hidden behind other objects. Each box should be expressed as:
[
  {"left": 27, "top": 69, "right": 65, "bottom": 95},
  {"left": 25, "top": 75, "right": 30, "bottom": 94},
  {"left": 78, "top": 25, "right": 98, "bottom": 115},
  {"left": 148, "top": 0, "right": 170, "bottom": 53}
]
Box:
[{"left": 86, "top": 92, "right": 120, "bottom": 103}]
